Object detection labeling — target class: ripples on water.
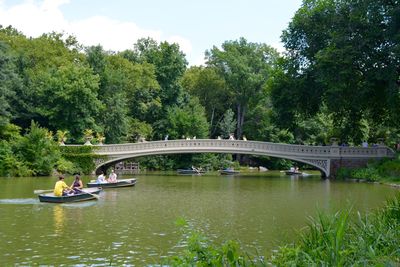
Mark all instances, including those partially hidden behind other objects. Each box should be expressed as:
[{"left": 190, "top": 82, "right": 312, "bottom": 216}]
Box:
[
  {"left": 0, "top": 198, "right": 39, "bottom": 205},
  {"left": 0, "top": 173, "right": 397, "bottom": 265}
]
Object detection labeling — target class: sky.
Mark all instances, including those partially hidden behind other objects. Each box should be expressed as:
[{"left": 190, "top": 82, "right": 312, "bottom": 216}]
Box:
[{"left": 0, "top": 0, "right": 303, "bottom": 66}]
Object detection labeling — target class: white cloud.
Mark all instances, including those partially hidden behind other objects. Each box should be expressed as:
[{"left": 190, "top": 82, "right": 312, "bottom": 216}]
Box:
[
  {"left": 191, "top": 54, "right": 206, "bottom": 67},
  {"left": 271, "top": 41, "right": 286, "bottom": 54},
  {"left": 167, "top": 35, "right": 192, "bottom": 56},
  {"left": 69, "top": 16, "right": 162, "bottom": 51},
  {"left": 0, "top": 0, "right": 68, "bottom": 36},
  {"left": 0, "top": 0, "right": 192, "bottom": 55}
]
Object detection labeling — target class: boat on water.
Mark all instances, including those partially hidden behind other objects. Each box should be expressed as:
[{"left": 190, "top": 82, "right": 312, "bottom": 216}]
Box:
[
  {"left": 87, "top": 178, "right": 137, "bottom": 189},
  {"left": 285, "top": 166, "right": 303, "bottom": 176},
  {"left": 38, "top": 187, "right": 102, "bottom": 203},
  {"left": 219, "top": 168, "right": 240, "bottom": 175},
  {"left": 177, "top": 168, "right": 205, "bottom": 175},
  {"left": 285, "top": 171, "right": 303, "bottom": 175}
]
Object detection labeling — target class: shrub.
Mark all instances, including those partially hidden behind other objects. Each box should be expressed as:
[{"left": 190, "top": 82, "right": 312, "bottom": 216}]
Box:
[
  {"left": 351, "top": 168, "right": 381, "bottom": 182},
  {"left": 163, "top": 219, "right": 266, "bottom": 266},
  {"left": 60, "top": 145, "right": 101, "bottom": 174}
]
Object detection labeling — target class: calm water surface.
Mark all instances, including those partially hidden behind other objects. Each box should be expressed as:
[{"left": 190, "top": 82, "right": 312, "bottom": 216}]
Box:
[{"left": 0, "top": 171, "right": 398, "bottom": 266}]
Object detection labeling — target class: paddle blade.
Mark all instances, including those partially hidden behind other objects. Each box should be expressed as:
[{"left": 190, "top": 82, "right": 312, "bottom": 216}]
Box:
[{"left": 34, "top": 189, "right": 53, "bottom": 194}]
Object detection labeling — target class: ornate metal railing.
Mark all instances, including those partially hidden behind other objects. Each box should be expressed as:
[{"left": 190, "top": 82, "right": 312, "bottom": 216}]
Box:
[
  {"left": 92, "top": 139, "right": 393, "bottom": 158},
  {"left": 67, "top": 139, "right": 394, "bottom": 177}
]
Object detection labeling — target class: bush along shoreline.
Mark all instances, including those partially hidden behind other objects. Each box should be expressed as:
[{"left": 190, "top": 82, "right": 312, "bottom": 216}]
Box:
[
  {"left": 163, "top": 194, "right": 400, "bottom": 266},
  {"left": 337, "top": 153, "right": 400, "bottom": 185}
]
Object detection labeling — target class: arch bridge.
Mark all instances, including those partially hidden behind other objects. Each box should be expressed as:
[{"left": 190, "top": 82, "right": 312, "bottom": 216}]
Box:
[{"left": 78, "top": 139, "right": 396, "bottom": 178}]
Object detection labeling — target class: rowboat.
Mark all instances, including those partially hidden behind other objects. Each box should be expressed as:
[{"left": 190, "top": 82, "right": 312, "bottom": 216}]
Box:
[
  {"left": 177, "top": 168, "right": 205, "bottom": 175},
  {"left": 285, "top": 171, "right": 303, "bottom": 175},
  {"left": 87, "top": 178, "right": 137, "bottom": 188},
  {"left": 219, "top": 169, "right": 240, "bottom": 175},
  {"left": 38, "top": 188, "right": 102, "bottom": 203}
]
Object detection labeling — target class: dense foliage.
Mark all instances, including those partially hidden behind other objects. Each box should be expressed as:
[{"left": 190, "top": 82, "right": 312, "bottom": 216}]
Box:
[
  {"left": 0, "top": 0, "right": 399, "bottom": 174},
  {"left": 270, "top": 0, "right": 400, "bottom": 145},
  {"left": 270, "top": 194, "right": 400, "bottom": 266},
  {"left": 337, "top": 153, "right": 400, "bottom": 182}
]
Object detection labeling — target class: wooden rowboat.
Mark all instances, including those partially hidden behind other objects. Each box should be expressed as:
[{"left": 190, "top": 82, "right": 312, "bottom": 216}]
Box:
[
  {"left": 38, "top": 188, "right": 102, "bottom": 203},
  {"left": 87, "top": 178, "right": 137, "bottom": 189},
  {"left": 177, "top": 169, "right": 205, "bottom": 175},
  {"left": 219, "top": 169, "right": 240, "bottom": 175},
  {"left": 285, "top": 171, "right": 303, "bottom": 175}
]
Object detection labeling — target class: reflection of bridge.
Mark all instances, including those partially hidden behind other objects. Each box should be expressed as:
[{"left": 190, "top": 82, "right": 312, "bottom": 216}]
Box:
[{"left": 85, "top": 139, "right": 395, "bottom": 178}]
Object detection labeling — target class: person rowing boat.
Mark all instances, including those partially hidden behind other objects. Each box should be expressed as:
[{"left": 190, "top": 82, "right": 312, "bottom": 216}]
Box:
[
  {"left": 71, "top": 175, "right": 83, "bottom": 193},
  {"left": 54, "top": 175, "right": 74, "bottom": 196}
]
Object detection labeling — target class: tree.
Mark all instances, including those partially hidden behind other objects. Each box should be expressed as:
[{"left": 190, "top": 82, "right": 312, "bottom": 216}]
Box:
[
  {"left": 181, "top": 66, "right": 230, "bottom": 137},
  {"left": 14, "top": 121, "right": 60, "bottom": 176},
  {"left": 102, "top": 93, "right": 129, "bottom": 143},
  {"left": 0, "top": 41, "right": 19, "bottom": 127},
  {"left": 163, "top": 97, "right": 209, "bottom": 140},
  {"left": 218, "top": 109, "right": 236, "bottom": 139},
  {"left": 272, "top": 0, "right": 400, "bottom": 144},
  {"left": 126, "top": 118, "right": 153, "bottom": 142},
  {"left": 34, "top": 63, "right": 103, "bottom": 140},
  {"left": 98, "top": 53, "right": 160, "bottom": 142},
  {"left": 206, "top": 37, "right": 279, "bottom": 139},
  {"left": 132, "top": 38, "right": 188, "bottom": 108},
  {"left": 0, "top": 29, "right": 92, "bottom": 134}
]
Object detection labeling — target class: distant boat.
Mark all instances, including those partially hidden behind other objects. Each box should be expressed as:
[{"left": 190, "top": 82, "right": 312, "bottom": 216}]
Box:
[
  {"left": 259, "top": 166, "right": 268, "bottom": 172},
  {"left": 87, "top": 178, "right": 136, "bottom": 189},
  {"left": 219, "top": 168, "right": 240, "bottom": 175},
  {"left": 285, "top": 171, "right": 303, "bottom": 175},
  {"left": 38, "top": 188, "right": 101, "bottom": 203},
  {"left": 177, "top": 168, "right": 205, "bottom": 175}
]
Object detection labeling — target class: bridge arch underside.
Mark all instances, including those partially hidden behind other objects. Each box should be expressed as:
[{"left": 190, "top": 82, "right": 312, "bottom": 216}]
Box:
[{"left": 96, "top": 150, "right": 329, "bottom": 177}]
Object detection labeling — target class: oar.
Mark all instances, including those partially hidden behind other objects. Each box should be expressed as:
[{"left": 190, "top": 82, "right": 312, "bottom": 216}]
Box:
[
  {"left": 191, "top": 166, "right": 201, "bottom": 174},
  {"left": 75, "top": 188, "right": 100, "bottom": 199},
  {"left": 34, "top": 189, "right": 53, "bottom": 194}
]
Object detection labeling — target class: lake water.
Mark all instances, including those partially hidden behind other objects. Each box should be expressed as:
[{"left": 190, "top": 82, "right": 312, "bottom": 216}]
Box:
[{"left": 0, "top": 171, "right": 398, "bottom": 266}]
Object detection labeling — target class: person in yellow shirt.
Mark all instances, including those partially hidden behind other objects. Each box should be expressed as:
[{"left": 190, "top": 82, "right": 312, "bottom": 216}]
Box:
[{"left": 54, "top": 175, "right": 73, "bottom": 196}]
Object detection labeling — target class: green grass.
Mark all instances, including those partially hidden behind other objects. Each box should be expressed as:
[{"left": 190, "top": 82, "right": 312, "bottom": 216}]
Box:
[{"left": 163, "top": 194, "right": 400, "bottom": 266}]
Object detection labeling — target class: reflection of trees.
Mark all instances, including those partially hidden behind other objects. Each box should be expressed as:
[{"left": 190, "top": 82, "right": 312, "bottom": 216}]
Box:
[{"left": 53, "top": 205, "right": 65, "bottom": 235}]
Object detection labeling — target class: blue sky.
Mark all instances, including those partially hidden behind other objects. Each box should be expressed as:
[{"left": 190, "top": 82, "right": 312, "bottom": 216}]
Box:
[{"left": 0, "top": 0, "right": 303, "bottom": 65}]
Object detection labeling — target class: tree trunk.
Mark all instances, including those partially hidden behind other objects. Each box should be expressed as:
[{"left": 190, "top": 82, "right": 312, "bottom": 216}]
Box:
[
  {"left": 236, "top": 104, "right": 246, "bottom": 139},
  {"left": 210, "top": 107, "right": 215, "bottom": 136},
  {"left": 236, "top": 104, "right": 246, "bottom": 163},
  {"left": 236, "top": 104, "right": 242, "bottom": 139}
]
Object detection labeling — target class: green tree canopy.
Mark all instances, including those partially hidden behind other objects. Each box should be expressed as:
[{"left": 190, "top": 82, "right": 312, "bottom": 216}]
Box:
[
  {"left": 131, "top": 38, "right": 188, "bottom": 108},
  {"left": 181, "top": 66, "right": 229, "bottom": 137},
  {"left": 34, "top": 63, "right": 103, "bottom": 140},
  {"left": 272, "top": 0, "right": 400, "bottom": 143},
  {"left": 163, "top": 97, "right": 209, "bottom": 140},
  {"left": 206, "top": 37, "right": 279, "bottom": 139},
  {"left": 0, "top": 41, "right": 20, "bottom": 127}
]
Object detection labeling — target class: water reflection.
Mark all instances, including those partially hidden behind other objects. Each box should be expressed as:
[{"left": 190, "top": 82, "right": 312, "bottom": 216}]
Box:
[
  {"left": 53, "top": 205, "right": 65, "bottom": 235},
  {"left": 0, "top": 173, "right": 397, "bottom": 266},
  {"left": 103, "top": 190, "right": 118, "bottom": 203}
]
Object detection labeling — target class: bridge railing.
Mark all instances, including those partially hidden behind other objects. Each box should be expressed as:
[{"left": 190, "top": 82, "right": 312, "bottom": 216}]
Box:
[
  {"left": 88, "top": 139, "right": 394, "bottom": 158},
  {"left": 93, "top": 140, "right": 329, "bottom": 156}
]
